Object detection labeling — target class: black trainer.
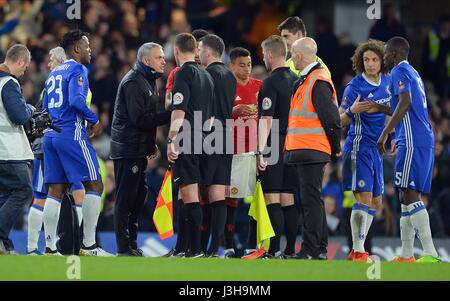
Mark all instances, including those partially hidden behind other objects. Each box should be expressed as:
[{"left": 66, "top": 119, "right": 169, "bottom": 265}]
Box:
[
  {"left": 186, "top": 251, "right": 206, "bottom": 258},
  {"left": 281, "top": 252, "right": 297, "bottom": 259},
  {"left": 131, "top": 249, "right": 144, "bottom": 257},
  {"left": 161, "top": 248, "right": 185, "bottom": 257},
  {"left": 295, "top": 251, "right": 317, "bottom": 260}
]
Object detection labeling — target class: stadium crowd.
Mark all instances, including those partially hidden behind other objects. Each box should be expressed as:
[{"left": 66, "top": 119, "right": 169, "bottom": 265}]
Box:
[{"left": 0, "top": 0, "right": 449, "bottom": 249}]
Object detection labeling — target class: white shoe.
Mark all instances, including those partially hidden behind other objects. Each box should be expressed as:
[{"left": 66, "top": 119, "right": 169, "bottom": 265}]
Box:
[{"left": 79, "top": 246, "right": 114, "bottom": 257}]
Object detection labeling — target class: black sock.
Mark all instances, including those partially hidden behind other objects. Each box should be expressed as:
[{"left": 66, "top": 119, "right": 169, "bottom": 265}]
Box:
[
  {"left": 208, "top": 200, "right": 227, "bottom": 254},
  {"left": 200, "top": 200, "right": 211, "bottom": 253},
  {"left": 185, "top": 202, "right": 202, "bottom": 254},
  {"left": 246, "top": 218, "right": 257, "bottom": 250},
  {"left": 175, "top": 199, "right": 188, "bottom": 253},
  {"left": 267, "top": 203, "right": 284, "bottom": 256},
  {"left": 224, "top": 199, "right": 237, "bottom": 249},
  {"left": 282, "top": 204, "right": 299, "bottom": 255}
]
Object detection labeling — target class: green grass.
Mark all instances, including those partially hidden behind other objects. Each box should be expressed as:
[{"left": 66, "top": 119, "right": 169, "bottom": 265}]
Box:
[{"left": 0, "top": 256, "right": 449, "bottom": 281}]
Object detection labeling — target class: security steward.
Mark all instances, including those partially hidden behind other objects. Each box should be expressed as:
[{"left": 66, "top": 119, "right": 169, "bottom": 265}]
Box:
[
  {"left": 284, "top": 38, "right": 342, "bottom": 260},
  {"left": 167, "top": 33, "right": 215, "bottom": 258},
  {"left": 111, "top": 42, "right": 171, "bottom": 256}
]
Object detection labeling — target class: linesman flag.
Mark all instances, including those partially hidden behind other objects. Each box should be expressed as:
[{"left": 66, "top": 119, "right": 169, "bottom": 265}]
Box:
[
  {"left": 248, "top": 180, "right": 275, "bottom": 249},
  {"left": 153, "top": 167, "right": 173, "bottom": 240}
]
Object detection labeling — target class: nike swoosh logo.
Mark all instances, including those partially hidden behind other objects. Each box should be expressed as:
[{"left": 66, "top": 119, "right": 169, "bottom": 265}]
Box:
[{"left": 173, "top": 177, "right": 180, "bottom": 183}]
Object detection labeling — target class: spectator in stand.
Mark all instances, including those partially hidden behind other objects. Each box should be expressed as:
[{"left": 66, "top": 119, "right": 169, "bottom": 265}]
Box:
[{"left": 369, "top": 3, "right": 407, "bottom": 42}]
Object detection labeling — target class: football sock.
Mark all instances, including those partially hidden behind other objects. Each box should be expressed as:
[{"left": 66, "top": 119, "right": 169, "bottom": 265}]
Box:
[
  {"left": 350, "top": 203, "right": 369, "bottom": 252},
  {"left": 200, "top": 200, "right": 211, "bottom": 253},
  {"left": 27, "top": 204, "right": 44, "bottom": 252},
  {"left": 400, "top": 204, "right": 415, "bottom": 259},
  {"left": 282, "top": 204, "right": 299, "bottom": 255},
  {"left": 82, "top": 192, "right": 101, "bottom": 248},
  {"left": 43, "top": 196, "right": 62, "bottom": 250},
  {"left": 76, "top": 204, "right": 83, "bottom": 227},
  {"left": 267, "top": 203, "right": 283, "bottom": 256},
  {"left": 407, "top": 201, "right": 438, "bottom": 257},
  {"left": 208, "top": 200, "right": 227, "bottom": 254},
  {"left": 185, "top": 202, "right": 202, "bottom": 254},
  {"left": 224, "top": 198, "right": 237, "bottom": 249}
]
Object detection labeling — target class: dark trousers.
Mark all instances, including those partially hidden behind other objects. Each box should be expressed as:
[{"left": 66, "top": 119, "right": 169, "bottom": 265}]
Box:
[
  {"left": 57, "top": 193, "right": 81, "bottom": 255},
  {"left": 113, "top": 158, "right": 148, "bottom": 253},
  {"left": 296, "top": 162, "right": 328, "bottom": 257},
  {"left": 0, "top": 162, "right": 33, "bottom": 248}
]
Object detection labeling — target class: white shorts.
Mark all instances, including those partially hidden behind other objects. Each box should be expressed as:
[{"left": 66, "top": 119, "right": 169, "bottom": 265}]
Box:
[{"left": 226, "top": 152, "right": 256, "bottom": 198}]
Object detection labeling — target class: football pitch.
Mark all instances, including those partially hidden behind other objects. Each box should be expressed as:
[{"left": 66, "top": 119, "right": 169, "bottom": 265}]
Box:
[{"left": 0, "top": 256, "right": 449, "bottom": 281}]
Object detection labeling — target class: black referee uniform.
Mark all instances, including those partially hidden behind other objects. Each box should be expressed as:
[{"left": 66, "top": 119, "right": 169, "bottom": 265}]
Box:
[
  {"left": 171, "top": 61, "right": 214, "bottom": 256},
  {"left": 258, "top": 66, "right": 298, "bottom": 256},
  {"left": 203, "top": 61, "right": 236, "bottom": 255}
]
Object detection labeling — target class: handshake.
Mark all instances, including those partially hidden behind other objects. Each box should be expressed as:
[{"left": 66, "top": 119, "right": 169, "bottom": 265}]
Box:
[{"left": 24, "top": 110, "right": 61, "bottom": 142}]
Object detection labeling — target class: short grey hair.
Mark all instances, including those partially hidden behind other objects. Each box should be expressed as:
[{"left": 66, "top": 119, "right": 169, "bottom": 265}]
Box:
[
  {"left": 137, "top": 42, "right": 162, "bottom": 62},
  {"left": 5, "top": 44, "right": 31, "bottom": 63},
  {"left": 49, "top": 46, "right": 67, "bottom": 63}
]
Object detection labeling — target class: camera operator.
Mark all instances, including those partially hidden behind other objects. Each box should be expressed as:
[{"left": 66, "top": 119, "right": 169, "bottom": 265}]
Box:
[{"left": 0, "top": 44, "right": 34, "bottom": 255}]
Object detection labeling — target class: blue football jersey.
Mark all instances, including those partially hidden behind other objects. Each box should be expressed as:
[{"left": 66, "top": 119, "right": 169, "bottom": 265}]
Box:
[
  {"left": 43, "top": 59, "right": 98, "bottom": 140},
  {"left": 341, "top": 73, "right": 391, "bottom": 151},
  {"left": 390, "top": 61, "right": 434, "bottom": 148}
]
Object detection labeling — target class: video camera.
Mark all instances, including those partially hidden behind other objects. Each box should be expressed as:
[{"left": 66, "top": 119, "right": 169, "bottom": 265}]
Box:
[{"left": 25, "top": 110, "right": 61, "bottom": 142}]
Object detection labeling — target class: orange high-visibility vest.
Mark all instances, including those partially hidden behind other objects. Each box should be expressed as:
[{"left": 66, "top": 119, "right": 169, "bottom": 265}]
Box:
[{"left": 285, "top": 67, "right": 338, "bottom": 155}]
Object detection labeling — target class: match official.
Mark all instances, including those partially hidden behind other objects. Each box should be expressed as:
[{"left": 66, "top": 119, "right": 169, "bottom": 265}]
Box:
[
  {"left": 244, "top": 36, "right": 298, "bottom": 259},
  {"left": 167, "top": 33, "right": 215, "bottom": 258},
  {"left": 198, "top": 34, "right": 236, "bottom": 256}
]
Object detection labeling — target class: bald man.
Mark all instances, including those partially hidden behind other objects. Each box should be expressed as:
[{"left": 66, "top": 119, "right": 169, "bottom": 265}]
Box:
[{"left": 285, "top": 38, "right": 341, "bottom": 260}]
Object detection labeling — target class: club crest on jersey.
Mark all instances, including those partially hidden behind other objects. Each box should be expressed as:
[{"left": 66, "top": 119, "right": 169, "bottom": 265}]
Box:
[
  {"left": 173, "top": 92, "right": 184, "bottom": 105},
  {"left": 77, "top": 76, "right": 84, "bottom": 86},
  {"left": 132, "top": 165, "right": 139, "bottom": 174},
  {"left": 358, "top": 180, "right": 366, "bottom": 188},
  {"left": 262, "top": 97, "right": 272, "bottom": 110}
]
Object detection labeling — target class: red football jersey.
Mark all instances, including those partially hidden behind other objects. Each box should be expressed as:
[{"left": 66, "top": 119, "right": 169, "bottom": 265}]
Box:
[
  {"left": 232, "top": 78, "right": 262, "bottom": 154},
  {"left": 165, "top": 67, "right": 180, "bottom": 93}
]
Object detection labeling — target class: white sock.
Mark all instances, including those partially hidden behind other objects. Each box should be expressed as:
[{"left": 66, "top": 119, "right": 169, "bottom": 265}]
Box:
[
  {"left": 400, "top": 205, "right": 415, "bottom": 259},
  {"left": 82, "top": 192, "right": 101, "bottom": 248},
  {"left": 350, "top": 203, "right": 369, "bottom": 252},
  {"left": 43, "top": 197, "right": 62, "bottom": 250},
  {"left": 27, "top": 205, "right": 44, "bottom": 252},
  {"left": 76, "top": 205, "right": 83, "bottom": 227},
  {"left": 407, "top": 201, "right": 438, "bottom": 257},
  {"left": 365, "top": 208, "right": 376, "bottom": 238}
]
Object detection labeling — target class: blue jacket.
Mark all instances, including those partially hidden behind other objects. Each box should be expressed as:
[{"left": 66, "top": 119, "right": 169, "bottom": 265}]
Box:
[{"left": 0, "top": 70, "right": 32, "bottom": 125}]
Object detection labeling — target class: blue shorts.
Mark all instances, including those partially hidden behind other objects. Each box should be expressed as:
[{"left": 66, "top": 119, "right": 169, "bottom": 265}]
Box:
[
  {"left": 32, "top": 159, "right": 84, "bottom": 199},
  {"left": 43, "top": 136, "right": 101, "bottom": 184},
  {"left": 32, "top": 159, "right": 47, "bottom": 199},
  {"left": 343, "top": 146, "right": 384, "bottom": 197},
  {"left": 394, "top": 146, "right": 434, "bottom": 193}
]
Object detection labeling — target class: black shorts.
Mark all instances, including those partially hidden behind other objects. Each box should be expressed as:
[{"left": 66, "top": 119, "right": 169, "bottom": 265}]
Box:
[
  {"left": 259, "top": 134, "right": 297, "bottom": 193},
  {"left": 201, "top": 154, "right": 233, "bottom": 186},
  {"left": 172, "top": 154, "right": 203, "bottom": 185}
]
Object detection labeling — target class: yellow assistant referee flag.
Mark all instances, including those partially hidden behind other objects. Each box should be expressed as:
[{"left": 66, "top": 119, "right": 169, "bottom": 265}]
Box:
[
  {"left": 153, "top": 168, "right": 173, "bottom": 240},
  {"left": 248, "top": 180, "right": 275, "bottom": 248}
]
